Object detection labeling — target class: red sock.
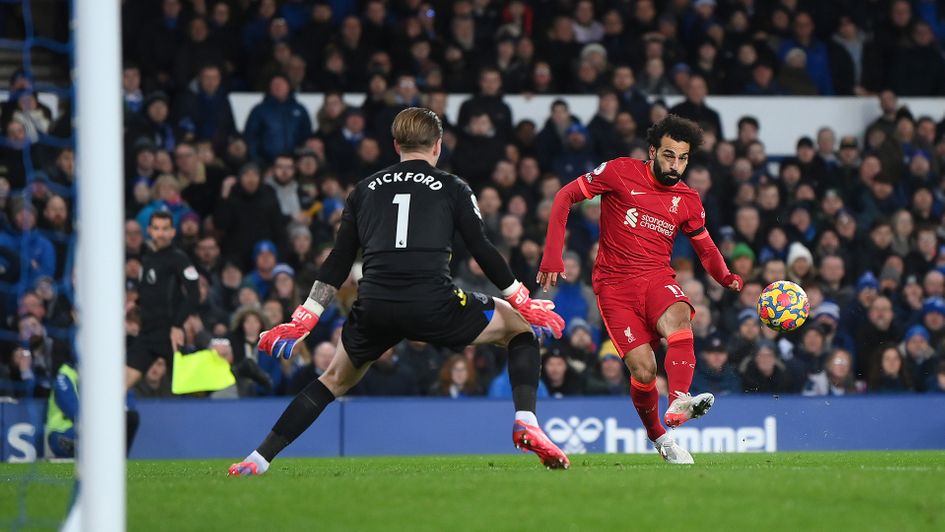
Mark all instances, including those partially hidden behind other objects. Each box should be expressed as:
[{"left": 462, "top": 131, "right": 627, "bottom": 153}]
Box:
[
  {"left": 630, "top": 377, "right": 666, "bottom": 441},
  {"left": 664, "top": 329, "right": 695, "bottom": 400}
]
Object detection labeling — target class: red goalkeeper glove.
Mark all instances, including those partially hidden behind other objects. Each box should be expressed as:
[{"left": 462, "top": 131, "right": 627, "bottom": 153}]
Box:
[
  {"left": 258, "top": 304, "right": 320, "bottom": 359},
  {"left": 504, "top": 281, "right": 566, "bottom": 339},
  {"left": 722, "top": 273, "right": 744, "bottom": 292}
]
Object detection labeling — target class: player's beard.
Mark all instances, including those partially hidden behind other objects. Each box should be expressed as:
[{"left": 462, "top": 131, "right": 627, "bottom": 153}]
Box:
[{"left": 652, "top": 158, "right": 682, "bottom": 186}]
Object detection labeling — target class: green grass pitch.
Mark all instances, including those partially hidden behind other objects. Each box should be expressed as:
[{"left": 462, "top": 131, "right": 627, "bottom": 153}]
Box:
[{"left": 2, "top": 452, "right": 944, "bottom": 531}]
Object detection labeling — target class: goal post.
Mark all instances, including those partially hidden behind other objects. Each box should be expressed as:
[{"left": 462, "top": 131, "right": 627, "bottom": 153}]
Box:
[{"left": 74, "top": 0, "right": 126, "bottom": 530}]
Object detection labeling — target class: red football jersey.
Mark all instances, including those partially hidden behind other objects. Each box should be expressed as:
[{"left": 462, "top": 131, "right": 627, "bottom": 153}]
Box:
[{"left": 575, "top": 157, "right": 706, "bottom": 287}]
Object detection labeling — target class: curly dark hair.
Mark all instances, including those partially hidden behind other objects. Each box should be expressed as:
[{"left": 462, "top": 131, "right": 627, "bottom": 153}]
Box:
[{"left": 645, "top": 114, "right": 704, "bottom": 150}]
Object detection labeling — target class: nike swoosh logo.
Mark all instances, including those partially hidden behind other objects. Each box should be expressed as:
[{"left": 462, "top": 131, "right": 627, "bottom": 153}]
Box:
[{"left": 630, "top": 190, "right": 645, "bottom": 195}]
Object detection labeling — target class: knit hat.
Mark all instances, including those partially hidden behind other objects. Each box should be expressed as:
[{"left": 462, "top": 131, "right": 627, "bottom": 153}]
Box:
[
  {"left": 922, "top": 297, "right": 945, "bottom": 318},
  {"left": 856, "top": 271, "right": 879, "bottom": 292},
  {"left": 905, "top": 324, "right": 930, "bottom": 343},
  {"left": 271, "top": 263, "right": 295, "bottom": 279},
  {"left": 737, "top": 307, "right": 757, "bottom": 325},
  {"left": 566, "top": 317, "right": 592, "bottom": 337},
  {"left": 598, "top": 339, "right": 621, "bottom": 362},
  {"left": 731, "top": 242, "right": 756, "bottom": 262},
  {"left": 812, "top": 301, "right": 840, "bottom": 322},
  {"left": 786, "top": 242, "right": 813, "bottom": 267},
  {"left": 253, "top": 240, "right": 277, "bottom": 260}
]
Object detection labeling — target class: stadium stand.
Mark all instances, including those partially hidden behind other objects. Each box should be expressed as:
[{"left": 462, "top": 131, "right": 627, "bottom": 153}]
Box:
[{"left": 3, "top": 0, "right": 945, "bottom": 403}]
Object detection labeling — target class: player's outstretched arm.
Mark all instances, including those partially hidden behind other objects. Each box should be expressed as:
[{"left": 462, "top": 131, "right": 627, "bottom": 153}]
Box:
[
  {"left": 259, "top": 198, "right": 361, "bottom": 359},
  {"left": 538, "top": 178, "right": 591, "bottom": 291},
  {"left": 257, "top": 280, "right": 339, "bottom": 359},
  {"left": 688, "top": 229, "right": 742, "bottom": 291},
  {"left": 456, "top": 187, "right": 565, "bottom": 338}
]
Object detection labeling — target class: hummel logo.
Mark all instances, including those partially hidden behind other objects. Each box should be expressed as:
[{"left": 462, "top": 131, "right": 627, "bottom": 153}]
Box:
[{"left": 630, "top": 190, "right": 645, "bottom": 195}]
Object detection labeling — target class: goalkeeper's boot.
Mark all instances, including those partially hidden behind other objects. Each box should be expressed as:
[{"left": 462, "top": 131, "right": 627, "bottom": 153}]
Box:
[
  {"left": 512, "top": 420, "right": 570, "bottom": 470},
  {"left": 664, "top": 391, "right": 714, "bottom": 428},
  {"left": 654, "top": 434, "right": 694, "bottom": 465},
  {"left": 227, "top": 461, "right": 260, "bottom": 476}
]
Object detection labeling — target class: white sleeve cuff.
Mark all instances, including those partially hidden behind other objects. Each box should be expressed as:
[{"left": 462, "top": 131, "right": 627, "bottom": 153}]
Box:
[
  {"left": 501, "top": 280, "right": 522, "bottom": 297},
  {"left": 302, "top": 298, "right": 326, "bottom": 317}
]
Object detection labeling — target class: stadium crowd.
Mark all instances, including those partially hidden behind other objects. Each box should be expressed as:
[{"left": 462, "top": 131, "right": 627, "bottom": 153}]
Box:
[{"left": 3, "top": 0, "right": 945, "bottom": 400}]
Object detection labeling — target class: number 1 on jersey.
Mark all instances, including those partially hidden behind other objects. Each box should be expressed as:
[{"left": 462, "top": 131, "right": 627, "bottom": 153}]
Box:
[{"left": 392, "top": 193, "right": 411, "bottom": 248}]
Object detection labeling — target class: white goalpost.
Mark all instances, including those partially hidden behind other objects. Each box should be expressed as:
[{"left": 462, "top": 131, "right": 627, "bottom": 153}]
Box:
[{"left": 70, "top": 0, "right": 126, "bottom": 530}]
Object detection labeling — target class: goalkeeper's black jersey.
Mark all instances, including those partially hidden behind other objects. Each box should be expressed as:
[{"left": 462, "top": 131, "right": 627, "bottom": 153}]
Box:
[{"left": 317, "top": 159, "right": 515, "bottom": 301}]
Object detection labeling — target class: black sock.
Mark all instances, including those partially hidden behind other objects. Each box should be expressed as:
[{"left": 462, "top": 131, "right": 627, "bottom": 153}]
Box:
[
  {"left": 507, "top": 332, "right": 539, "bottom": 413},
  {"left": 126, "top": 410, "right": 140, "bottom": 457},
  {"left": 257, "top": 379, "right": 335, "bottom": 462}
]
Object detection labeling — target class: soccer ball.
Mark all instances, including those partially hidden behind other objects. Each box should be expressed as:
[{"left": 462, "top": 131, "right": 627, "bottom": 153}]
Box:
[{"left": 757, "top": 280, "right": 810, "bottom": 332}]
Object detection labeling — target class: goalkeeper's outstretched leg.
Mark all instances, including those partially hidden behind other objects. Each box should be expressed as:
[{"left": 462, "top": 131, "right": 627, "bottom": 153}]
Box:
[
  {"left": 228, "top": 340, "right": 370, "bottom": 476},
  {"left": 472, "top": 298, "right": 569, "bottom": 470}
]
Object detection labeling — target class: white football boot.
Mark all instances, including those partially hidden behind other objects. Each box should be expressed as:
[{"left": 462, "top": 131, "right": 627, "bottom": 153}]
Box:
[
  {"left": 654, "top": 434, "right": 694, "bottom": 465},
  {"left": 664, "top": 391, "right": 715, "bottom": 428}
]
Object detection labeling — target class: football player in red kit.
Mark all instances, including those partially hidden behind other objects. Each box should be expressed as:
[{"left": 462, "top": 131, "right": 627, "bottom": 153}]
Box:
[{"left": 538, "top": 115, "right": 743, "bottom": 464}]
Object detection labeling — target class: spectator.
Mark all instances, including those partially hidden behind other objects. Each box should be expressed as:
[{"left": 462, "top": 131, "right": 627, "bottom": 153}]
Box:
[
  {"left": 433, "top": 355, "right": 482, "bottom": 399},
  {"left": 727, "top": 307, "right": 763, "bottom": 366},
  {"left": 0, "top": 199, "right": 55, "bottom": 298},
  {"left": 778, "top": 12, "right": 834, "bottom": 95},
  {"left": 928, "top": 361, "right": 945, "bottom": 393},
  {"left": 558, "top": 317, "right": 598, "bottom": 371},
  {"left": 243, "top": 74, "right": 312, "bottom": 163},
  {"left": 743, "top": 60, "right": 784, "bottom": 96},
  {"left": 584, "top": 341, "right": 629, "bottom": 395},
  {"left": 175, "top": 142, "right": 226, "bottom": 218},
  {"left": 122, "top": 63, "right": 144, "bottom": 117},
  {"left": 133, "top": 357, "right": 173, "bottom": 398},
  {"left": 541, "top": 347, "right": 583, "bottom": 397},
  {"left": 126, "top": 91, "right": 178, "bottom": 156},
  {"left": 610, "top": 65, "right": 650, "bottom": 130},
  {"left": 832, "top": 16, "right": 866, "bottom": 93},
  {"left": 804, "top": 347, "right": 864, "bottom": 396},
  {"left": 353, "top": 348, "right": 421, "bottom": 396},
  {"left": 214, "top": 163, "right": 285, "bottom": 269},
  {"left": 740, "top": 341, "right": 794, "bottom": 394},
  {"left": 324, "top": 109, "right": 368, "bottom": 180},
  {"left": 776, "top": 48, "right": 819, "bottom": 96},
  {"left": 244, "top": 240, "right": 278, "bottom": 300},
  {"left": 888, "top": 21, "right": 945, "bottom": 96},
  {"left": 669, "top": 75, "right": 722, "bottom": 137},
  {"left": 868, "top": 345, "right": 913, "bottom": 393},
  {"left": 173, "top": 17, "right": 227, "bottom": 90},
  {"left": 535, "top": 99, "right": 577, "bottom": 170},
  {"left": 450, "top": 112, "right": 505, "bottom": 187},
  {"left": 135, "top": 0, "right": 185, "bottom": 89},
  {"left": 135, "top": 174, "right": 194, "bottom": 234},
  {"left": 229, "top": 307, "right": 277, "bottom": 396},
  {"left": 286, "top": 341, "right": 335, "bottom": 396},
  {"left": 551, "top": 122, "right": 597, "bottom": 180},
  {"left": 173, "top": 64, "right": 236, "bottom": 153},
  {"left": 901, "top": 325, "right": 939, "bottom": 392},
  {"left": 264, "top": 154, "right": 302, "bottom": 221},
  {"left": 691, "top": 335, "right": 742, "bottom": 396},
  {"left": 546, "top": 251, "right": 599, "bottom": 329},
  {"left": 457, "top": 67, "right": 514, "bottom": 141},
  {"left": 854, "top": 295, "right": 902, "bottom": 378}
]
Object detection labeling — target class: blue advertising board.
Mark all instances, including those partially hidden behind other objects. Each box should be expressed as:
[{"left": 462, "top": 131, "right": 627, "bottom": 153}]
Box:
[
  {"left": 3, "top": 395, "right": 944, "bottom": 461},
  {"left": 130, "top": 398, "right": 341, "bottom": 459}
]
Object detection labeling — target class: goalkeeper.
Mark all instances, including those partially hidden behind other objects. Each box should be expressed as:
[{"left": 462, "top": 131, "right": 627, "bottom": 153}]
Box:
[{"left": 229, "top": 108, "right": 569, "bottom": 475}]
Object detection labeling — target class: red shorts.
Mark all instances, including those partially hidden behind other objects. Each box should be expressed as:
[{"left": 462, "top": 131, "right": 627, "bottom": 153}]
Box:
[{"left": 596, "top": 274, "right": 695, "bottom": 357}]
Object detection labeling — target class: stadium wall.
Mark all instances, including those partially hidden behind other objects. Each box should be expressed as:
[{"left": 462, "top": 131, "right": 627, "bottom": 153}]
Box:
[
  {"left": 3, "top": 396, "right": 944, "bottom": 461},
  {"left": 229, "top": 94, "right": 945, "bottom": 157}
]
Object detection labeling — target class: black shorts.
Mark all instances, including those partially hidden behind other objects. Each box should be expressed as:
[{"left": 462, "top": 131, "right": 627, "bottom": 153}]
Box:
[
  {"left": 342, "top": 288, "right": 496, "bottom": 368},
  {"left": 127, "top": 329, "right": 174, "bottom": 373}
]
